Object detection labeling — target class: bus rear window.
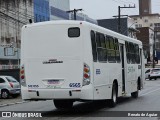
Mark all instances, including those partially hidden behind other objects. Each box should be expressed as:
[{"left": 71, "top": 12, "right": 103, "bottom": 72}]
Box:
[{"left": 68, "top": 27, "right": 80, "bottom": 37}]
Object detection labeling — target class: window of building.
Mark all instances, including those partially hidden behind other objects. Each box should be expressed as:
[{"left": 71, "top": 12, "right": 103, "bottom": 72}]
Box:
[
  {"left": 145, "top": 19, "right": 148, "bottom": 22},
  {"left": 134, "top": 18, "right": 137, "bottom": 20},
  {"left": 150, "top": 23, "right": 153, "bottom": 27}
]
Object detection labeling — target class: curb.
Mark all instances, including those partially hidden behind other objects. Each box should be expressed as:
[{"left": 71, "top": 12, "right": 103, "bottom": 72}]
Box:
[{"left": 0, "top": 101, "right": 29, "bottom": 108}]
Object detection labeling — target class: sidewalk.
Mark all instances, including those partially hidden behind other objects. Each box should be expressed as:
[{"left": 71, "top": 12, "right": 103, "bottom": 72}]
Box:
[{"left": 0, "top": 95, "right": 27, "bottom": 107}]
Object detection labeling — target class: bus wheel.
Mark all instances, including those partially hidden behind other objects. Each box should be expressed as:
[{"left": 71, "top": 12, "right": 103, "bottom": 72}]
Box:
[
  {"left": 131, "top": 81, "right": 139, "bottom": 98},
  {"left": 108, "top": 83, "right": 117, "bottom": 108},
  {"left": 131, "top": 91, "right": 138, "bottom": 98},
  {"left": 53, "top": 100, "right": 73, "bottom": 109}
]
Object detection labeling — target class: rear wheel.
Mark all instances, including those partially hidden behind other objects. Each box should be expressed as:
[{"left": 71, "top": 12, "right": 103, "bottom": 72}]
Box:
[
  {"left": 1, "top": 90, "right": 10, "bottom": 99},
  {"left": 131, "top": 91, "right": 138, "bottom": 98},
  {"left": 131, "top": 81, "right": 139, "bottom": 98},
  {"left": 108, "top": 83, "right": 118, "bottom": 108},
  {"left": 53, "top": 100, "right": 73, "bottom": 109}
]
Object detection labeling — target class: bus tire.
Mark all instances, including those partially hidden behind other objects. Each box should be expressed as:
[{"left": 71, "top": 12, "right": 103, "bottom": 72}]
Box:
[
  {"left": 131, "top": 81, "right": 139, "bottom": 98},
  {"left": 108, "top": 83, "right": 118, "bottom": 108},
  {"left": 131, "top": 91, "right": 138, "bottom": 98},
  {"left": 53, "top": 100, "right": 73, "bottom": 109}
]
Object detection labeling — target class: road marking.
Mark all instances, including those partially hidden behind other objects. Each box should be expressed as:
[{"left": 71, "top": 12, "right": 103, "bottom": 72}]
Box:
[{"left": 140, "top": 87, "right": 160, "bottom": 96}]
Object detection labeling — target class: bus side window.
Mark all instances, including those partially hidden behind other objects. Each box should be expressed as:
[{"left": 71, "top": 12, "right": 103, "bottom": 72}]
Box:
[
  {"left": 105, "top": 35, "right": 110, "bottom": 49},
  {"left": 115, "top": 38, "right": 120, "bottom": 62},
  {"left": 125, "top": 42, "right": 130, "bottom": 64},
  {"left": 96, "top": 33, "right": 101, "bottom": 47},
  {"left": 135, "top": 44, "right": 140, "bottom": 64},
  {"left": 129, "top": 42, "right": 133, "bottom": 64},
  {"left": 100, "top": 34, "right": 107, "bottom": 62},
  {"left": 108, "top": 36, "right": 116, "bottom": 62},
  {"left": 91, "top": 31, "right": 97, "bottom": 62},
  {"left": 131, "top": 43, "right": 135, "bottom": 64},
  {"left": 96, "top": 33, "right": 107, "bottom": 62}
]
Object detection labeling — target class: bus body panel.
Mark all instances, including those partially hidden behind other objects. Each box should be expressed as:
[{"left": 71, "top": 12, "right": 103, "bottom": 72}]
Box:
[
  {"left": 21, "top": 20, "right": 145, "bottom": 101},
  {"left": 21, "top": 22, "right": 94, "bottom": 100}
]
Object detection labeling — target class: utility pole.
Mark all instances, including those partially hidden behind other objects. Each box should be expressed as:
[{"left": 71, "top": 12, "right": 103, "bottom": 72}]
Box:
[
  {"left": 66, "top": 9, "right": 82, "bottom": 20},
  {"left": 118, "top": 5, "right": 135, "bottom": 33}
]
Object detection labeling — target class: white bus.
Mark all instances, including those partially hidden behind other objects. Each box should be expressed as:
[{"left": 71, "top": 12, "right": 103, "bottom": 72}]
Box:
[{"left": 20, "top": 20, "right": 145, "bottom": 109}]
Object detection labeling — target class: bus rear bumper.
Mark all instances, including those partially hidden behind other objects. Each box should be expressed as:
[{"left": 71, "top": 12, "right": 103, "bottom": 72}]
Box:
[{"left": 21, "top": 85, "right": 93, "bottom": 100}]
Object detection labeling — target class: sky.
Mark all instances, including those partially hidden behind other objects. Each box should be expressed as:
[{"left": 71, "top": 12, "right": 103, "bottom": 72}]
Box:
[{"left": 70, "top": 0, "right": 160, "bottom": 20}]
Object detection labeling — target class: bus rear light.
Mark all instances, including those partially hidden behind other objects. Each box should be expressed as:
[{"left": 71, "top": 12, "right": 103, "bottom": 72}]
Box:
[
  {"left": 21, "top": 75, "right": 25, "bottom": 80},
  {"left": 84, "top": 67, "right": 89, "bottom": 73},
  {"left": 83, "top": 63, "right": 91, "bottom": 86},
  {"left": 20, "top": 65, "right": 26, "bottom": 87},
  {"left": 84, "top": 73, "right": 90, "bottom": 79},
  {"left": 21, "top": 70, "right": 24, "bottom": 74}
]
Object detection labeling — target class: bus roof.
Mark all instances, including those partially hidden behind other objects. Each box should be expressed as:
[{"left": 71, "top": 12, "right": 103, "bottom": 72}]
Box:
[{"left": 23, "top": 20, "right": 142, "bottom": 46}]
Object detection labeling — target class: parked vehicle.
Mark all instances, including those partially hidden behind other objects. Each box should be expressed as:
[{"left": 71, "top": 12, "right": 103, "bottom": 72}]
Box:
[
  {"left": 0, "top": 76, "right": 20, "bottom": 99},
  {"left": 145, "top": 68, "right": 160, "bottom": 80},
  {"left": 145, "top": 68, "right": 151, "bottom": 79}
]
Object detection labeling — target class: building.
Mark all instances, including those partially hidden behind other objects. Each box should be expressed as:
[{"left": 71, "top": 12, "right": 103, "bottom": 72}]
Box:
[
  {"left": 136, "top": 27, "right": 154, "bottom": 60},
  {"left": 130, "top": 0, "right": 160, "bottom": 60},
  {"left": 33, "top": 0, "right": 50, "bottom": 22},
  {"left": 97, "top": 17, "right": 137, "bottom": 38},
  {"left": 139, "top": 0, "right": 152, "bottom": 16},
  {"left": 0, "top": 0, "right": 33, "bottom": 70}
]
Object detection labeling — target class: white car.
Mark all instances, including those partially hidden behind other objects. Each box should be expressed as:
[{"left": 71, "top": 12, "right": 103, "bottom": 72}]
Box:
[
  {"left": 0, "top": 76, "right": 21, "bottom": 99},
  {"left": 145, "top": 68, "right": 160, "bottom": 80}
]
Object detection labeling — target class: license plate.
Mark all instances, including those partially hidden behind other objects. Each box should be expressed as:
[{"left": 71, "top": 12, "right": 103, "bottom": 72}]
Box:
[
  {"left": 16, "top": 89, "right": 20, "bottom": 93},
  {"left": 47, "top": 80, "right": 60, "bottom": 84}
]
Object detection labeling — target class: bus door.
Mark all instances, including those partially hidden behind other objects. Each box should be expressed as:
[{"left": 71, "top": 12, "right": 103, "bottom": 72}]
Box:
[
  {"left": 120, "top": 44, "right": 125, "bottom": 93},
  {"left": 139, "top": 48, "right": 143, "bottom": 89}
]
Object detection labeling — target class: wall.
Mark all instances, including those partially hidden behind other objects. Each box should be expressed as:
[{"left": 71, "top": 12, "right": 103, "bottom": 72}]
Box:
[{"left": 0, "top": 0, "right": 33, "bottom": 63}]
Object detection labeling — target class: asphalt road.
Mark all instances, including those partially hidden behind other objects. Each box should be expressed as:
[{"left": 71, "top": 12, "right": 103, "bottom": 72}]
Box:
[{"left": 0, "top": 79, "right": 160, "bottom": 120}]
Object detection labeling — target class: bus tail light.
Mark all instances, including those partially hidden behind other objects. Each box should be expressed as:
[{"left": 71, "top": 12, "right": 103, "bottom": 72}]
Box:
[
  {"left": 20, "top": 65, "right": 26, "bottom": 87},
  {"left": 83, "top": 63, "right": 90, "bottom": 86}
]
